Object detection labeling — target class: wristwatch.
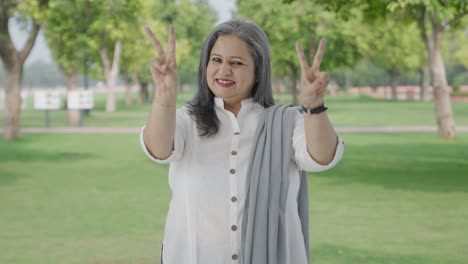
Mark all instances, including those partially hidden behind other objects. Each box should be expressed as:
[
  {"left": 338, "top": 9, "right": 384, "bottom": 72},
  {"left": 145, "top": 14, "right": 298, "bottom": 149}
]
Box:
[{"left": 302, "top": 104, "right": 328, "bottom": 114}]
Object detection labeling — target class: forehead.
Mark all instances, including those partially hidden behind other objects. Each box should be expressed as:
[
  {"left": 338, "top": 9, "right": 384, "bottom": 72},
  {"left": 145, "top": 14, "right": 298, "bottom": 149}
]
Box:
[{"left": 210, "top": 35, "right": 252, "bottom": 59}]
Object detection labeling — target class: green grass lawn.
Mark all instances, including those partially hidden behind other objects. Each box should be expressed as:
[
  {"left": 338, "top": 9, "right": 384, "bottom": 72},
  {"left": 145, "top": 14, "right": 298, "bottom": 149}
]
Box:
[
  {"left": 1, "top": 132, "right": 467, "bottom": 263},
  {"left": 2, "top": 92, "right": 468, "bottom": 128}
]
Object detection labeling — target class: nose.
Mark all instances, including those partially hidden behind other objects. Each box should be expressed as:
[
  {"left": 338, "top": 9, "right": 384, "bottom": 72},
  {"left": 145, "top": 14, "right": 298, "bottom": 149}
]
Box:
[{"left": 219, "top": 62, "right": 232, "bottom": 76}]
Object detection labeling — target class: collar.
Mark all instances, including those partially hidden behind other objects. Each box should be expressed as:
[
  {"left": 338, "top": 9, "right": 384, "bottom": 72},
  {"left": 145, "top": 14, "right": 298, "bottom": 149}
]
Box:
[{"left": 214, "top": 97, "right": 256, "bottom": 112}]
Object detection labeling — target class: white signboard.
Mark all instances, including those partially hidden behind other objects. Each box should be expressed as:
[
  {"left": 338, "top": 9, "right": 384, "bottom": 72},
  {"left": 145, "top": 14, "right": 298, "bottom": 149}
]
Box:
[
  {"left": 34, "top": 90, "right": 62, "bottom": 110},
  {"left": 67, "top": 90, "right": 94, "bottom": 110},
  {"left": 21, "top": 91, "right": 28, "bottom": 109},
  {"left": 0, "top": 90, "right": 28, "bottom": 110}
]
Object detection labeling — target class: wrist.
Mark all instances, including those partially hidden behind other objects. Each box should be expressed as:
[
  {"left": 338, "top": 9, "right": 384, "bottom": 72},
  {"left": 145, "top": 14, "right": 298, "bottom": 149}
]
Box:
[
  {"left": 302, "top": 103, "right": 328, "bottom": 115},
  {"left": 301, "top": 98, "right": 324, "bottom": 109},
  {"left": 153, "top": 97, "right": 176, "bottom": 108}
]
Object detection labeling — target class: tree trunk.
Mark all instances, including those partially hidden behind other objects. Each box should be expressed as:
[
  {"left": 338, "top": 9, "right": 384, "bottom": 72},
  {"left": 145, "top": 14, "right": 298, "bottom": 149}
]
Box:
[
  {"left": 0, "top": 13, "right": 41, "bottom": 140},
  {"left": 64, "top": 72, "right": 80, "bottom": 126},
  {"left": 389, "top": 71, "right": 400, "bottom": 101},
  {"left": 289, "top": 70, "right": 298, "bottom": 106},
  {"left": 271, "top": 77, "right": 281, "bottom": 103},
  {"left": 286, "top": 63, "right": 299, "bottom": 105},
  {"left": 4, "top": 66, "right": 23, "bottom": 140},
  {"left": 417, "top": 8, "right": 456, "bottom": 139},
  {"left": 124, "top": 83, "right": 133, "bottom": 107},
  {"left": 138, "top": 82, "right": 149, "bottom": 104},
  {"left": 99, "top": 40, "right": 122, "bottom": 113},
  {"left": 344, "top": 68, "right": 352, "bottom": 90},
  {"left": 430, "top": 28, "right": 456, "bottom": 139},
  {"left": 124, "top": 73, "right": 136, "bottom": 108},
  {"left": 419, "top": 64, "right": 431, "bottom": 101}
]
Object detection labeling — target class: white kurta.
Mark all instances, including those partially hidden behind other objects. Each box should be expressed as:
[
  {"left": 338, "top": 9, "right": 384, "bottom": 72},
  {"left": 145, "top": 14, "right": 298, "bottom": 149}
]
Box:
[{"left": 140, "top": 97, "right": 344, "bottom": 264}]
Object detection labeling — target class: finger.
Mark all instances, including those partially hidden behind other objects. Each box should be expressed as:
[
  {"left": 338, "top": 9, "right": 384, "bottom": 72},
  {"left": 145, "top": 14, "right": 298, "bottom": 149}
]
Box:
[
  {"left": 311, "top": 38, "right": 327, "bottom": 73},
  {"left": 314, "top": 72, "right": 329, "bottom": 91},
  {"left": 152, "top": 57, "right": 170, "bottom": 76},
  {"left": 318, "top": 72, "right": 329, "bottom": 86},
  {"left": 167, "top": 25, "right": 176, "bottom": 58},
  {"left": 149, "top": 64, "right": 165, "bottom": 88},
  {"left": 145, "top": 26, "right": 165, "bottom": 58},
  {"left": 151, "top": 58, "right": 163, "bottom": 71},
  {"left": 295, "top": 42, "right": 309, "bottom": 73}
]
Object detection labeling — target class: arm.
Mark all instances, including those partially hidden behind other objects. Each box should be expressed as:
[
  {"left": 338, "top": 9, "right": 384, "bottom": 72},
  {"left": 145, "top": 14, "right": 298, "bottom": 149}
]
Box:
[
  {"left": 296, "top": 40, "right": 339, "bottom": 165},
  {"left": 142, "top": 25, "right": 179, "bottom": 160},
  {"left": 303, "top": 111, "right": 338, "bottom": 165}
]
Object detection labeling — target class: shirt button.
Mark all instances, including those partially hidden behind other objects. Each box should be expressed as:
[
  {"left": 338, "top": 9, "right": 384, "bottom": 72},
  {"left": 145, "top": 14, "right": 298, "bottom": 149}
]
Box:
[
  {"left": 231, "top": 151, "right": 237, "bottom": 155},
  {"left": 230, "top": 169, "right": 236, "bottom": 174},
  {"left": 231, "top": 196, "right": 237, "bottom": 202},
  {"left": 232, "top": 254, "right": 239, "bottom": 260},
  {"left": 231, "top": 225, "right": 237, "bottom": 231},
  {"left": 234, "top": 132, "right": 240, "bottom": 135}
]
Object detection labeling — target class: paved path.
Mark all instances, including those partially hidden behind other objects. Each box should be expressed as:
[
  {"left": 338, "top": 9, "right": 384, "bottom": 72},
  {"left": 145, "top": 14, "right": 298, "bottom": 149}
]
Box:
[{"left": 2, "top": 126, "right": 468, "bottom": 134}]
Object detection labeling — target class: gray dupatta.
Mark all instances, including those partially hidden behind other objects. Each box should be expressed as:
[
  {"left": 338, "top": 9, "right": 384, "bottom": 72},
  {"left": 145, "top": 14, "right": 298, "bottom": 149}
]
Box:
[{"left": 241, "top": 105, "right": 309, "bottom": 264}]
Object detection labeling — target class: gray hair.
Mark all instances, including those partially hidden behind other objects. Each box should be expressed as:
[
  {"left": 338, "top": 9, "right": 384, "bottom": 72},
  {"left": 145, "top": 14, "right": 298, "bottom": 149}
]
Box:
[{"left": 187, "top": 19, "right": 275, "bottom": 137}]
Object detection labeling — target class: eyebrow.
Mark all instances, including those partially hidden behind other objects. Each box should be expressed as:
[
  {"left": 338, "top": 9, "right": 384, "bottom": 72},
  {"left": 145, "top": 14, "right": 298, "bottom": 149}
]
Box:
[{"left": 211, "top": 53, "right": 245, "bottom": 61}]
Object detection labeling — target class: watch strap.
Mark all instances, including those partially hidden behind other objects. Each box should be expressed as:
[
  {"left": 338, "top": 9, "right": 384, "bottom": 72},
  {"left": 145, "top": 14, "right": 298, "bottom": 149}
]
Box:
[{"left": 302, "top": 104, "right": 328, "bottom": 114}]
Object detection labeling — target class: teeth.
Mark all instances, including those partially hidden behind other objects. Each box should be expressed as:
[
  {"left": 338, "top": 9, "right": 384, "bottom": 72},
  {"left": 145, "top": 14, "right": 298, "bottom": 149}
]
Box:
[{"left": 218, "top": 79, "right": 234, "bottom": 84}]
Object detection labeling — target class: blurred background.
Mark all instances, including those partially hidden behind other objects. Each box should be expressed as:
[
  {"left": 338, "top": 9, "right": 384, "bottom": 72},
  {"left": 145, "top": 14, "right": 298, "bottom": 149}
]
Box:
[{"left": 1, "top": 0, "right": 467, "bottom": 263}]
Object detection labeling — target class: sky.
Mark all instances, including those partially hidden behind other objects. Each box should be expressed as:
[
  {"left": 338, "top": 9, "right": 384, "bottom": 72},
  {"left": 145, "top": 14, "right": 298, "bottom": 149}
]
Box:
[{"left": 10, "top": 0, "right": 235, "bottom": 66}]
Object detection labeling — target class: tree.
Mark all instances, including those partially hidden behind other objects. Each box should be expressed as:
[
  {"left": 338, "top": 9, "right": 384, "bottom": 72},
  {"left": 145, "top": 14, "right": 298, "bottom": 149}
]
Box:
[
  {"left": 390, "top": 0, "right": 468, "bottom": 138},
  {"left": 0, "top": 0, "right": 49, "bottom": 140},
  {"left": 291, "top": 0, "right": 468, "bottom": 138},
  {"left": 85, "top": 0, "right": 142, "bottom": 112},
  {"left": 170, "top": 0, "right": 217, "bottom": 86},
  {"left": 119, "top": 0, "right": 217, "bottom": 105},
  {"left": 237, "top": 0, "right": 369, "bottom": 105},
  {"left": 366, "top": 19, "right": 422, "bottom": 100},
  {"left": 44, "top": 0, "right": 87, "bottom": 125}
]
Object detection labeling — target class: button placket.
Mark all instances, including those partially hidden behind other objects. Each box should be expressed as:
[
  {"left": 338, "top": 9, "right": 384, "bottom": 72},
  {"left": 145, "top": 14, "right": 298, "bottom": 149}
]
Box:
[{"left": 228, "top": 115, "right": 241, "bottom": 262}]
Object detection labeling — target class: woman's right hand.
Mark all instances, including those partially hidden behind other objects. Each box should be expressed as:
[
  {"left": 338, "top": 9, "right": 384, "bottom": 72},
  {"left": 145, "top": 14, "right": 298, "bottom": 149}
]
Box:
[{"left": 145, "top": 25, "right": 179, "bottom": 106}]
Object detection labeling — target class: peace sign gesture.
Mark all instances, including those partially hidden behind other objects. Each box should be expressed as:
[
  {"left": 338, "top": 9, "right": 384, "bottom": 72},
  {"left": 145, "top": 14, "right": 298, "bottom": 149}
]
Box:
[
  {"left": 145, "top": 25, "right": 179, "bottom": 105},
  {"left": 295, "top": 39, "right": 329, "bottom": 108}
]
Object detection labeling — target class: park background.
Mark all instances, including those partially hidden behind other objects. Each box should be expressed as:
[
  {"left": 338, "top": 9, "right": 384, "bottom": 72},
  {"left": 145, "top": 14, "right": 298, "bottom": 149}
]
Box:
[{"left": 1, "top": 0, "right": 468, "bottom": 263}]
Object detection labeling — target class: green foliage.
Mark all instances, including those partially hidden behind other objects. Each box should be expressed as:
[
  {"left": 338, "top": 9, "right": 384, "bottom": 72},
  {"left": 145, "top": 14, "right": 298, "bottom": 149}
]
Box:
[
  {"left": 237, "top": 0, "right": 370, "bottom": 77},
  {"left": 16, "top": 0, "right": 50, "bottom": 23},
  {"left": 43, "top": 0, "right": 143, "bottom": 81},
  {"left": 44, "top": 0, "right": 87, "bottom": 75},
  {"left": 343, "top": 60, "right": 387, "bottom": 87},
  {"left": 447, "top": 22, "right": 468, "bottom": 68},
  {"left": 172, "top": 0, "right": 217, "bottom": 84},
  {"left": 87, "top": 0, "right": 142, "bottom": 74},
  {"left": 366, "top": 19, "right": 423, "bottom": 78},
  {"left": 119, "top": 0, "right": 217, "bottom": 85}
]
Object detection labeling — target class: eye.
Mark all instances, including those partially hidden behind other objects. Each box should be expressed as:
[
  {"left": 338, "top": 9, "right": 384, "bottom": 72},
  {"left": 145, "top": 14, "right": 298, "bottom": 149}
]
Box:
[
  {"left": 231, "top": 61, "right": 244, "bottom": 66},
  {"left": 211, "top": 57, "right": 222, "bottom": 63}
]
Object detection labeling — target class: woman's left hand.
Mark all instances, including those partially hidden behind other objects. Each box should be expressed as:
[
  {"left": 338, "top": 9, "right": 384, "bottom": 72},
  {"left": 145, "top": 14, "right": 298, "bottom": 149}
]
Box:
[{"left": 295, "top": 39, "right": 328, "bottom": 108}]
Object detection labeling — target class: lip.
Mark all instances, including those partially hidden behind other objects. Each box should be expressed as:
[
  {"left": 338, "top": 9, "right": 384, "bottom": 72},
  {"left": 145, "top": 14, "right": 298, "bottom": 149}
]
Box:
[{"left": 216, "top": 78, "right": 236, "bottom": 88}]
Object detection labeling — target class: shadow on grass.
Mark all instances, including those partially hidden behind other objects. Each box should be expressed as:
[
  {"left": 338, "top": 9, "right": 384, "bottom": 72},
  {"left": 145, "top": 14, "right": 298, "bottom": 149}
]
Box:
[
  {"left": 0, "top": 135, "right": 96, "bottom": 164},
  {"left": 314, "top": 139, "right": 468, "bottom": 193},
  {"left": 0, "top": 137, "right": 95, "bottom": 186},
  {"left": 0, "top": 149, "right": 94, "bottom": 163},
  {"left": 0, "top": 147, "right": 95, "bottom": 163},
  {"left": 0, "top": 168, "right": 21, "bottom": 185},
  {"left": 311, "top": 243, "right": 461, "bottom": 264}
]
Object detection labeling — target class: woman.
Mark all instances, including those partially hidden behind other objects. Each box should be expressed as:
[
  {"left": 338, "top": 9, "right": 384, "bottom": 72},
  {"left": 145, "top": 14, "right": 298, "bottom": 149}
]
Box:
[{"left": 141, "top": 19, "right": 344, "bottom": 264}]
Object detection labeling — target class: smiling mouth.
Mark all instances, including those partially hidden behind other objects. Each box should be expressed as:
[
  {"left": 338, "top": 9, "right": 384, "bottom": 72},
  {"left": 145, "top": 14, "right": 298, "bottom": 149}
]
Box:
[{"left": 216, "top": 78, "right": 235, "bottom": 88}]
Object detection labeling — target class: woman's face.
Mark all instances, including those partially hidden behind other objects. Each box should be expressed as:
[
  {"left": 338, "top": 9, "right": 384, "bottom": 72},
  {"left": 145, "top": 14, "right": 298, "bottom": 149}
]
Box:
[{"left": 206, "top": 35, "right": 256, "bottom": 106}]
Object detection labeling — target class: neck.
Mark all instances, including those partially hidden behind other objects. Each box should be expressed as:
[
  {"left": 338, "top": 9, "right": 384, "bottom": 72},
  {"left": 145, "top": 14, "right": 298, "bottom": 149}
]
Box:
[{"left": 224, "top": 101, "right": 241, "bottom": 117}]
